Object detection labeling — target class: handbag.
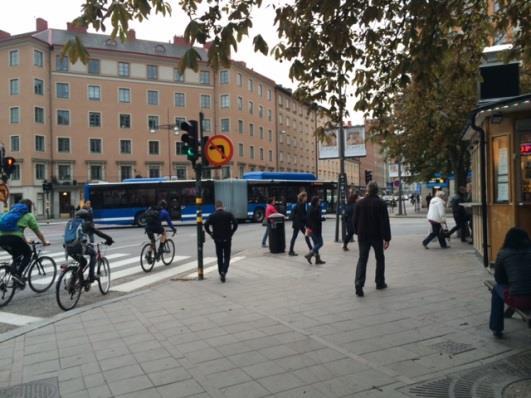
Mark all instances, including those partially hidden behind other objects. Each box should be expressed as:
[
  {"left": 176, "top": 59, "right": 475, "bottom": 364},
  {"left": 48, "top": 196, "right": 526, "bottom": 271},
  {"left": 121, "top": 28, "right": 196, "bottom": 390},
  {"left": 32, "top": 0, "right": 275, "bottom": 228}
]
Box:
[{"left": 439, "top": 224, "right": 449, "bottom": 240}]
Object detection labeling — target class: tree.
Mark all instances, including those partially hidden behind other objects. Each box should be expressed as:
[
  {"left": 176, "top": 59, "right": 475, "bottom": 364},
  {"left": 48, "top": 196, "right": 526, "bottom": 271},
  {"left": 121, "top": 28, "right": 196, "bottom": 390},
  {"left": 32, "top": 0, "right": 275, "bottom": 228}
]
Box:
[{"left": 65, "top": 0, "right": 530, "bottom": 183}]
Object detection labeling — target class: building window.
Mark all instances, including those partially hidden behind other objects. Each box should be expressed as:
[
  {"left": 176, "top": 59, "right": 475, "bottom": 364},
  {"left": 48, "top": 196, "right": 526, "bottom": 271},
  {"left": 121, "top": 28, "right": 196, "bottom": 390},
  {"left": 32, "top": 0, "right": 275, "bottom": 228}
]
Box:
[
  {"left": 9, "top": 50, "right": 19, "bottom": 66},
  {"left": 174, "top": 69, "right": 184, "bottom": 82},
  {"left": 90, "top": 165, "right": 102, "bottom": 180},
  {"left": 148, "top": 140, "right": 159, "bottom": 155},
  {"left": 58, "top": 164, "right": 71, "bottom": 180},
  {"left": 236, "top": 73, "right": 242, "bottom": 86},
  {"left": 175, "top": 117, "right": 186, "bottom": 130},
  {"left": 202, "top": 118, "right": 211, "bottom": 133},
  {"left": 248, "top": 101, "right": 254, "bottom": 114},
  {"left": 269, "top": 150, "right": 273, "bottom": 161},
  {"left": 199, "top": 70, "right": 210, "bottom": 85},
  {"left": 120, "top": 165, "right": 132, "bottom": 181},
  {"left": 56, "top": 83, "right": 69, "bottom": 98},
  {"left": 238, "top": 143, "right": 244, "bottom": 157},
  {"left": 34, "top": 79, "right": 44, "bottom": 95},
  {"left": 88, "top": 85, "right": 101, "bottom": 101},
  {"left": 493, "top": 135, "right": 510, "bottom": 203},
  {"left": 175, "top": 93, "right": 185, "bottom": 107},
  {"left": 250, "top": 146, "right": 255, "bottom": 159},
  {"left": 221, "top": 118, "right": 230, "bottom": 132},
  {"left": 89, "top": 112, "right": 101, "bottom": 127},
  {"left": 147, "top": 90, "right": 159, "bottom": 105},
  {"left": 220, "top": 95, "right": 230, "bottom": 108},
  {"left": 268, "top": 129, "right": 272, "bottom": 142},
  {"left": 259, "top": 126, "right": 264, "bottom": 139},
  {"left": 118, "top": 62, "right": 130, "bottom": 77},
  {"left": 10, "top": 136, "right": 20, "bottom": 152},
  {"left": 90, "top": 139, "right": 102, "bottom": 154},
  {"left": 149, "top": 166, "right": 160, "bottom": 178},
  {"left": 33, "top": 50, "right": 44, "bottom": 67},
  {"left": 9, "top": 79, "right": 19, "bottom": 95},
  {"left": 35, "top": 163, "right": 45, "bottom": 180},
  {"left": 268, "top": 89, "right": 272, "bottom": 101},
  {"left": 119, "top": 114, "right": 131, "bottom": 129},
  {"left": 238, "top": 120, "right": 244, "bottom": 134},
  {"left": 202, "top": 168, "right": 212, "bottom": 179},
  {"left": 219, "top": 70, "right": 229, "bottom": 84},
  {"left": 34, "top": 107, "right": 45, "bottom": 123},
  {"left": 260, "top": 148, "right": 264, "bottom": 161},
  {"left": 88, "top": 58, "right": 100, "bottom": 74},
  {"left": 56, "top": 55, "right": 69, "bottom": 72},
  {"left": 222, "top": 167, "right": 230, "bottom": 179},
  {"left": 120, "top": 139, "right": 132, "bottom": 154},
  {"left": 176, "top": 142, "right": 185, "bottom": 155},
  {"left": 237, "top": 96, "right": 243, "bottom": 111},
  {"left": 249, "top": 123, "right": 254, "bottom": 136},
  {"left": 259, "top": 105, "right": 263, "bottom": 118},
  {"left": 148, "top": 115, "right": 159, "bottom": 131},
  {"left": 57, "top": 110, "right": 70, "bottom": 126},
  {"left": 239, "top": 165, "right": 244, "bottom": 177},
  {"left": 35, "top": 135, "right": 45, "bottom": 152},
  {"left": 200, "top": 95, "right": 211, "bottom": 109},
  {"left": 248, "top": 79, "right": 253, "bottom": 92},
  {"left": 258, "top": 84, "right": 263, "bottom": 96},
  {"left": 268, "top": 109, "right": 272, "bottom": 121},
  {"left": 175, "top": 166, "right": 186, "bottom": 180},
  {"left": 118, "top": 88, "right": 130, "bottom": 103},
  {"left": 10, "top": 107, "right": 20, "bottom": 124},
  {"left": 57, "top": 137, "right": 70, "bottom": 153},
  {"left": 147, "top": 65, "right": 158, "bottom": 80}
]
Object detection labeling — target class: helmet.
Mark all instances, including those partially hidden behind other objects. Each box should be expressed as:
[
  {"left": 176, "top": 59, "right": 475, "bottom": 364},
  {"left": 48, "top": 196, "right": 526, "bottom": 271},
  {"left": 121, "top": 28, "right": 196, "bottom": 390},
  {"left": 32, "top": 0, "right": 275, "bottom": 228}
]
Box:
[{"left": 75, "top": 209, "right": 90, "bottom": 219}]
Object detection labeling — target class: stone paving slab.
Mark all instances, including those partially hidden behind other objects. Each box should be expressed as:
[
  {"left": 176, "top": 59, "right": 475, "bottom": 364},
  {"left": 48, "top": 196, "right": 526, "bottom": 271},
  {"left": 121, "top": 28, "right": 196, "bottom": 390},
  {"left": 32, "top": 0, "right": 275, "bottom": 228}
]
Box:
[{"left": 0, "top": 221, "right": 529, "bottom": 397}]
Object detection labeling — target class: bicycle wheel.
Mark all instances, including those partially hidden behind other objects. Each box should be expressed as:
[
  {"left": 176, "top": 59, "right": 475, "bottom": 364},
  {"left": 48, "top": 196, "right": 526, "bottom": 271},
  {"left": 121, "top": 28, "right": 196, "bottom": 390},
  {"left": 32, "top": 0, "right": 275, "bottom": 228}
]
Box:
[
  {"left": 56, "top": 267, "right": 82, "bottom": 311},
  {"left": 0, "top": 265, "right": 16, "bottom": 307},
  {"left": 140, "top": 243, "right": 155, "bottom": 272},
  {"left": 161, "top": 239, "right": 175, "bottom": 265},
  {"left": 97, "top": 257, "right": 111, "bottom": 295},
  {"left": 28, "top": 256, "right": 57, "bottom": 293}
]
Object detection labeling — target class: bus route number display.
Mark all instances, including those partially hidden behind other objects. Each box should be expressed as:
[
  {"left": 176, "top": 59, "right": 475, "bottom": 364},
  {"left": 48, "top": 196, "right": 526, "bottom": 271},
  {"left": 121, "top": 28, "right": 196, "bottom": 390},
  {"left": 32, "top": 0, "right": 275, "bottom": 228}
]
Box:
[{"left": 204, "top": 135, "right": 234, "bottom": 166}]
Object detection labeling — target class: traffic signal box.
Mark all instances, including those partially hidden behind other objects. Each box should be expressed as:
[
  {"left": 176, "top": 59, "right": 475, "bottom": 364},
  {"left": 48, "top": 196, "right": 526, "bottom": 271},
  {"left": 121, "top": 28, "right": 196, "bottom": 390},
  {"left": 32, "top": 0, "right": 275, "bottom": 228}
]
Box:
[
  {"left": 364, "top": 170, "right": 373, "bottom": 184},
  {"left": 2, "top": 157, "right": 16, "bottom": 178},
  {"left": 180, "top": 120, "right": 200, "bottom": 165}
]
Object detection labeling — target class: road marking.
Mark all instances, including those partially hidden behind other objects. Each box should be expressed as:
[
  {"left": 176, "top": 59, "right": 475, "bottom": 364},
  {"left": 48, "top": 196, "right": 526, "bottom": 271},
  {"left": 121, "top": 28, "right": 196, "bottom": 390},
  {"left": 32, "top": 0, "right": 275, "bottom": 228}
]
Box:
[
  {"left": 0, "top": 311, "right": 43, "bottom": 326},
  {"left": 111, "top": 257, "right": 217, "bottom": 292},
  {"left": 110, "top": 255, "right": 190, "bottom": 281},
  {"left": 183, "top": 256, "right": 246, "bottom": 279}
]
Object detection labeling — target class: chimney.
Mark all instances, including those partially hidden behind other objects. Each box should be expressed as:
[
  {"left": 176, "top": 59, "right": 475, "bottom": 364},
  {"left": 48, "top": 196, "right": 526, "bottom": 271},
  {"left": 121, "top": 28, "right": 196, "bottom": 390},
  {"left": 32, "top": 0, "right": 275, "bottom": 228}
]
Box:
[
  {"left": 173, "top": 35, "right": 190, "bottom": 46},
  {"left": 0, "top": 30, "right": 11, "bottom": 40},
  {"left": 127, "top": 29, "right": 136, "bottom": 41},
  {"left": 36, "top": 18, "right": 48, "bottom": 32},
  {"left": 66, "top": 22, "right": 87, "bottom": 34}
]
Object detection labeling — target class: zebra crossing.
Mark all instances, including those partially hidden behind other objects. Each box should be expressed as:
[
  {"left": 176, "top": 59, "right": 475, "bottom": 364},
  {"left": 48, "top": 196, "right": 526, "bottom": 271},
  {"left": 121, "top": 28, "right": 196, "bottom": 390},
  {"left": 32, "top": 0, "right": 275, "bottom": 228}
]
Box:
[{"left": 0, "top": 249, "right": 246, "bottom": 327}]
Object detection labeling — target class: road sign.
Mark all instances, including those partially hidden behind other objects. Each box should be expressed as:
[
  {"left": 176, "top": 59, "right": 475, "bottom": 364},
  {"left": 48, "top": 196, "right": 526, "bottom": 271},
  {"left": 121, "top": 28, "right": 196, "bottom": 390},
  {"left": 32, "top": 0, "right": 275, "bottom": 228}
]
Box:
[{"left": 204, "top": 135, "right": 234, "bottom": 166}]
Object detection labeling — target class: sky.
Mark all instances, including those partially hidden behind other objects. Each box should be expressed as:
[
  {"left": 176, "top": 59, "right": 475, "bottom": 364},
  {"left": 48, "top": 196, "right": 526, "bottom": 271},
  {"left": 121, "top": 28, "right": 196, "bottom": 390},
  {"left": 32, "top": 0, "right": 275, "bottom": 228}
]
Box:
[{"left": 0, "top": 0, "right": 364, "bottom": 123}]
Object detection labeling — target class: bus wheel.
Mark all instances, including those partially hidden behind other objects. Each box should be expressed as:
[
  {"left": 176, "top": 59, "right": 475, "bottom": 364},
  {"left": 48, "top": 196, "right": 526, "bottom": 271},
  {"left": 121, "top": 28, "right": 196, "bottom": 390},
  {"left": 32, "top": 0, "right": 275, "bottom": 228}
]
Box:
[
  {"left": 135, "top": 212, "right": 147, "bottom": 227},
  {"left": 253, "top": 208, "right": 265, "bottom": 223}
]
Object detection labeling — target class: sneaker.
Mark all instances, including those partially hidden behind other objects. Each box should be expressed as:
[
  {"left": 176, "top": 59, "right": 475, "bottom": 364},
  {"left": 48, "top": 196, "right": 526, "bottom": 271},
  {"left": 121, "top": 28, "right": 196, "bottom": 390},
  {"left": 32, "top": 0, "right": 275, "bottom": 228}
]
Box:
[
  {"left": 342, "top": 246, "right": 349, "bottom": 251},
  {"left": 220, "top": 273, "right": 226, "bottom": 283},
  {"left": 355, "top": 287, "right": 364, "bottom": 297},
  {"left": 262, "top": 243, "right": 268, "bottom": 248},
  {"left": 376, "top": 283, "right": 388, "bottom": 290},
  {"left": 288, "top": 251, "right": 298, "bottom": 256},
  {"left": 422, "top": 243, "right": 429, "bottom": 250}
]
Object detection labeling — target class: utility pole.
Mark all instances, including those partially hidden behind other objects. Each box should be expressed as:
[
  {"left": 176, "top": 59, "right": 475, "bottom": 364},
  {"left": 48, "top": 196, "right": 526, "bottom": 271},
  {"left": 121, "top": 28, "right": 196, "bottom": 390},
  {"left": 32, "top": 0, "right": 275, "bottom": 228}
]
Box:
[
  {"left": 397, "top": 160, "right": 403, "bottom": 215},
  {"left": 334, "top": 72, "right": 347, "bottom": 243}
]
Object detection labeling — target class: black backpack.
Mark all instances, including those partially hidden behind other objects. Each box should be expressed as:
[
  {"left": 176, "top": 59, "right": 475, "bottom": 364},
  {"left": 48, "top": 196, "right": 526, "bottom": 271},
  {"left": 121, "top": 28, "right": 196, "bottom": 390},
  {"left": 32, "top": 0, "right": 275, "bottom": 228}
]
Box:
[{"left": 144, "top": 207, "right": 160, "bottom": 225}]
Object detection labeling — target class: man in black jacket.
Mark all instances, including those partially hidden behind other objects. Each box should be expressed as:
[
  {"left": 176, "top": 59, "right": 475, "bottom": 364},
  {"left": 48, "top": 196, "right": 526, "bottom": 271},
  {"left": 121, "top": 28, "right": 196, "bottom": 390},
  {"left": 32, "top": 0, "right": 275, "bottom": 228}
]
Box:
[
  {"left": 353, "top": 182, "right": 391, "bottom": 297},
  {"left": 204, "top": 200, "right": 238, "bottom": 282}
]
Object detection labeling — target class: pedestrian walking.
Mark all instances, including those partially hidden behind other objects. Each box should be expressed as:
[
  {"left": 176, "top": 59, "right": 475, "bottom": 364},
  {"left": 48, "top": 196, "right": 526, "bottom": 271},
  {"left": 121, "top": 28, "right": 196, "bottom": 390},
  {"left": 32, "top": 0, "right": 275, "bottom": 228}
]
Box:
[
  {"left": 426, "top": 193, "right": 432, "bottom": 208},
  {"left": 261, "top": 198, "right": 277, "bottom": 248},
  {"left": 343, "top": 193, "right": 358, "bottom": 251},
  {"left": 353, "top": 182, "right": 391, "bottom": 297},
  {"left": 422, "top": 190, "right": 449, "bottom": 249},
  {"left": 446, "top": 186, "right": 469, "bottom": 242},
  {"left": 288, "top": 192, "right": 312, "bottom": 256},
  {"left": 204, "top": 200, "right": 238, "bottom": 283},
  {"left": 304, "top": 196, "right": 326, "bottom": 265}
]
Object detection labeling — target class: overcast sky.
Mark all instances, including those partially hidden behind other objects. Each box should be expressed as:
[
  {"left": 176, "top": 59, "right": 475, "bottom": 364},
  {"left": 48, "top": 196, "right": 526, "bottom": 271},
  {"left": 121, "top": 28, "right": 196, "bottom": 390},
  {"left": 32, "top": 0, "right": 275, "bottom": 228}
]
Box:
[{"left": 1, "top": 0, "right": 363, "bottom": 123}]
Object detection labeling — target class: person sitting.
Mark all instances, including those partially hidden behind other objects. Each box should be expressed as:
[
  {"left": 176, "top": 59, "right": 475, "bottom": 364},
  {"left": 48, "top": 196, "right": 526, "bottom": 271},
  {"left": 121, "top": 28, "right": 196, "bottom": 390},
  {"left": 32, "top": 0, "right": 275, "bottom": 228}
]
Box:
[{"left": 489, "top": 227, "right": 531, "bottom": 338}]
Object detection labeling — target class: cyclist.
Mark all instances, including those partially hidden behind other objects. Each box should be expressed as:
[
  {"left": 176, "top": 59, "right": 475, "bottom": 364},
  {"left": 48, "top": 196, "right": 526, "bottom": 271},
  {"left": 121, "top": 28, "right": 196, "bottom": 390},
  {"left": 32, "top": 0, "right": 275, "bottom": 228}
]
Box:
[
  {"left": 64, "top": 209, "right": 113, "bottom": 290},
  {"left": 0, "top": 199, "right": 50, "bottom": 287},
  {"left": 144, "top": 200, "right": 176, "bottom": 260}
]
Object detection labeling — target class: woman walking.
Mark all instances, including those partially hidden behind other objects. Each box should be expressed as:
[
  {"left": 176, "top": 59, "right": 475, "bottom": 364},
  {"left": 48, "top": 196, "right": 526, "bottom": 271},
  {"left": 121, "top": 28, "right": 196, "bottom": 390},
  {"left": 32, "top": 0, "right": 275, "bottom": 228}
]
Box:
[
  {"left": 304, "top": 196, "right": 325, "bottom": 264},
  {"left": 343, "top": 193, "right": 358, "bottom": 251},
  {"left": 261, "top": 198, "right": 277, "bottom": 248},
  {"left": 422, "top": 190, "right": 448, "bottom": 249},
  {"left": 288, "top": 192, "right": 312, "bottom": 256}
]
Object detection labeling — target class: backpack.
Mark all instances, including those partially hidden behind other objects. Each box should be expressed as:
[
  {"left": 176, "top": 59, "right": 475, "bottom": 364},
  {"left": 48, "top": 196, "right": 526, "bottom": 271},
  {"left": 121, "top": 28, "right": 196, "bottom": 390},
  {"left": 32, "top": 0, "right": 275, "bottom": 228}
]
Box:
[
  {"left": 0, "top": 203, "right": 29, "bottom": 232},
  {"left": 144, "top": 207, "right": 160, "bottom": 225},
  {"left": 64, "top": 218, "right": 88, "bottom": 247}
]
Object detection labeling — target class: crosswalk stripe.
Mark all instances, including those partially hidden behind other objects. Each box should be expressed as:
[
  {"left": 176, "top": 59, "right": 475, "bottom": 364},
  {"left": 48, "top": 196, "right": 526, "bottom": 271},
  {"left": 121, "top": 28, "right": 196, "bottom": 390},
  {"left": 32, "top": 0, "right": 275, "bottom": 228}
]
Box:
[
  {"left": 183, "top": 256, "right": 246, "bottom": 279},
  {"left": 110, "top": 255, "right": 190, "bottom": 281},
  {"left": 0, "top": 311, "right": 43, "bottom": 326},
  {"left": 111, "top": 257, "right": 217, "bottom": 292}
]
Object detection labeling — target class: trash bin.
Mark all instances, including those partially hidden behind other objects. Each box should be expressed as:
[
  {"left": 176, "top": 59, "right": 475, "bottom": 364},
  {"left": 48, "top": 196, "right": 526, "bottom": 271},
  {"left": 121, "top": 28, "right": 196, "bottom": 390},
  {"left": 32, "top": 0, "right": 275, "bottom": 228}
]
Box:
[{"left": 269, "top": 213, "right": 286, "bottom": 253}]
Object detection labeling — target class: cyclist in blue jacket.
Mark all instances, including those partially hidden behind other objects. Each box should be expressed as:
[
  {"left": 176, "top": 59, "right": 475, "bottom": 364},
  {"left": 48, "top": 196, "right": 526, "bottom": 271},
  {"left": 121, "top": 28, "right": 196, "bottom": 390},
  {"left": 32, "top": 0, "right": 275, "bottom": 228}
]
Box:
[{"left": 144, "top": 200, "right": 176, "bottom": 260}]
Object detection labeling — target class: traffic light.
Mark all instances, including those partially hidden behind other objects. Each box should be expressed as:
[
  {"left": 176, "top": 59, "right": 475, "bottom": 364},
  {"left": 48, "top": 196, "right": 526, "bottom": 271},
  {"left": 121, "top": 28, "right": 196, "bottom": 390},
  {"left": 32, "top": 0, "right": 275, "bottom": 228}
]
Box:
[
  {"left": 364, "top": 170, "right": 372, "bottom": 184},
  {"left": 3, "top": 157, "right": 16, "bottom": 178},
  {"left": 180, "top": 120, "right": 199, "bottom": 164}
]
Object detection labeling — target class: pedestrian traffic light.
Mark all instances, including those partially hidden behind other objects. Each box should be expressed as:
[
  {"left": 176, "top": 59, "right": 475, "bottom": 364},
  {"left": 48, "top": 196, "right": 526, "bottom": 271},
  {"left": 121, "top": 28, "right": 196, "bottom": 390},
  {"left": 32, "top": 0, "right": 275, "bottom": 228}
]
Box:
[
  {"left": 364, "top": 170, "right": 372, "bottom": 184},
  {"left": 3, "top": 157, "right": 16, "bottom": 178},
  {"left": 180, "top": 120, "right": 199, "bottom": 164}
]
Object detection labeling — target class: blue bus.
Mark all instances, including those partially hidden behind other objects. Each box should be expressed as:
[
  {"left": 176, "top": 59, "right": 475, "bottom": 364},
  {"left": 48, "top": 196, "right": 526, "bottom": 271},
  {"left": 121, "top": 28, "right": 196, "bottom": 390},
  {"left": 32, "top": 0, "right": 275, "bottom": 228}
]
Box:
[{"left": 83, "top": 173, "right": 336, "bottom": 226}]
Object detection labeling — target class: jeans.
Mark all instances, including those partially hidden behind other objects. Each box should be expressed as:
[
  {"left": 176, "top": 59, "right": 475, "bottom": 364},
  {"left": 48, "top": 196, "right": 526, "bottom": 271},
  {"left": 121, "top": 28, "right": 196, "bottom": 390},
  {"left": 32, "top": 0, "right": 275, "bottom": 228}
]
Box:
[
  {"left": 262, "top": 223, "right": 270, "bottom": 246},
  {"left": 343, "top": 225, "right": 356, "bottom": 247},
  {"left": 68, "top": 244, "right": 97, "bottom": 281},
  {"left": 0, "top": 235, "right": 32, "bottom": 276},
  {"left": 311, "top": 233, "right": 323, "bottom": 255},
  {"left": 214, "top": 240, "right": 231, "bottom": 275},
  {"left": 355, "top": 239, "right": 385, "bottom": 288},
  {"left": 489, "top": 284, "right": 507, "bottom": 333},
  {"left": 422, "top": 221, "right": 447, "bottom": 248},
  {"left": 289, "top": 226, "right": 312, "bottom": 253},
  {"left": 447, "top": 216, "right": 469, "bottom": 241}
]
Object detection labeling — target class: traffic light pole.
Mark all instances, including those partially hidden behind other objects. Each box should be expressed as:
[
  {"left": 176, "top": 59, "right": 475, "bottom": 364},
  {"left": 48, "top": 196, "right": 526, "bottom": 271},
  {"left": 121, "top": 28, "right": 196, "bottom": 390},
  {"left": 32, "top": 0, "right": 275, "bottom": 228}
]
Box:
[{"left": 195, "top": 113, "right": 205, "bottom": 280}]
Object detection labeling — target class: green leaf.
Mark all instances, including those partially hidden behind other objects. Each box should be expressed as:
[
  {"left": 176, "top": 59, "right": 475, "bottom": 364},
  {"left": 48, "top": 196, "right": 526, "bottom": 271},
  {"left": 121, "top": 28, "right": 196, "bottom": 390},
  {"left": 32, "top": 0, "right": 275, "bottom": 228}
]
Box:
[{"left": 252, "top": 34, "right": 269, "bottom": 55}]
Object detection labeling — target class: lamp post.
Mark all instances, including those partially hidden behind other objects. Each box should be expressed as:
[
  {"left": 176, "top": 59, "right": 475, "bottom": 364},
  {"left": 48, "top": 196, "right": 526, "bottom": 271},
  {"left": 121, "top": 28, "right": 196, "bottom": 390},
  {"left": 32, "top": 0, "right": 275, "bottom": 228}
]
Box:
[{"left": 150, "top": 123, "right": 180, "bottom": 178}]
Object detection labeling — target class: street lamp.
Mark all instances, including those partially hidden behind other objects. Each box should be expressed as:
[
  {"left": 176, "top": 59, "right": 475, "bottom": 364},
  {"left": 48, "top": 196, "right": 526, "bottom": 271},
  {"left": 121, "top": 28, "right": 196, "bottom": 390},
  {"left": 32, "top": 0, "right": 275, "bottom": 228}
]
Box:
[{"left": 149, "top": 123, "right": 180, "bottom": 178}]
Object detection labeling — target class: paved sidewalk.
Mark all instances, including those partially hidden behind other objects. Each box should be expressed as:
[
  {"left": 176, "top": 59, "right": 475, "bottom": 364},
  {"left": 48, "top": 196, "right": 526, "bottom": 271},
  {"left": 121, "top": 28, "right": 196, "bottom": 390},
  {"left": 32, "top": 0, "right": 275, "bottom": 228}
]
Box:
[{"left": 0, "top": 222, "right": 529, "bottom": 397}]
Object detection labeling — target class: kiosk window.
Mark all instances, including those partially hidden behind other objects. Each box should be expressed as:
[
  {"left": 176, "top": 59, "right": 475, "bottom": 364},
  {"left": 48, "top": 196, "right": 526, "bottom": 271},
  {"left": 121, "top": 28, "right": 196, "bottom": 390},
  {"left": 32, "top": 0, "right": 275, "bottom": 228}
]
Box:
[{"left": 492, "top": 135, "right": 510, "bottom": 203}]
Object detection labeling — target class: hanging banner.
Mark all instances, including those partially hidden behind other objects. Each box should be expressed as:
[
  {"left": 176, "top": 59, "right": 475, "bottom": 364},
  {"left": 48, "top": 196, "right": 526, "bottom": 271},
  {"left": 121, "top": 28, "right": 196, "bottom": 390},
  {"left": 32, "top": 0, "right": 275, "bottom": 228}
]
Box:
[
  {"left": 319, "top": 129, "right": 339, "bottom": 159},
  {"left": 319, "top": 126, "right": 367, "bottom": 159}
]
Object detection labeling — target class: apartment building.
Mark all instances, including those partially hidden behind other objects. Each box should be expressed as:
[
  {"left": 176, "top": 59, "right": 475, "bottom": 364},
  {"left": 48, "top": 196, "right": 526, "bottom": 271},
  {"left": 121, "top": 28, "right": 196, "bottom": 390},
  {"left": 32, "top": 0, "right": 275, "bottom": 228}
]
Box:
[{"left": 0, "top": 19, "right": 295, "bottom": 216}]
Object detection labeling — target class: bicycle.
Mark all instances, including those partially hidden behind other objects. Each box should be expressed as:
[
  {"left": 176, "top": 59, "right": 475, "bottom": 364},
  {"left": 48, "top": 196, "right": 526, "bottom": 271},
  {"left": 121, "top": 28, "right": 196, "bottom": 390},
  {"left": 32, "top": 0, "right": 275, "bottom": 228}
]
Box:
[
  {"left": 140, "top": 230, "right": 175, "bottom": 272},
  {"left": 56, "top": 241, "right": 111, "bottom": 311},
  {"left": 0, "top": 241, "right": 56, "bottom": 307}
]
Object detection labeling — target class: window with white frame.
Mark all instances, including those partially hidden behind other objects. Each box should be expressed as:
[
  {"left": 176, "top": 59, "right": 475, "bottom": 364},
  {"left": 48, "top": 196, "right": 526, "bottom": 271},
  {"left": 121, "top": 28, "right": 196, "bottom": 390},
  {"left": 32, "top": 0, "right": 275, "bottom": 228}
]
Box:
[
  {"left": 35, "top": 163, "right": 45, "bottom": 180},
  {"left": 175, "top": 166, "right": 186, "bottom": 180},
  {"left": 89, "top": 138, "right": 102, "bottom": 153},
  {"left": 250, "top": 146, "right": 255, "bottom": 159},
  {"left": 118, "top": 62, "right": 129, "bottom": 77},
  {"left": 219, "top": 70, "right": 229, "bottom": 84},
  {"left": 268, "top": 130, "right": 272, "bottom": 142},
  {"left": 34, "top": 79, "right": 44, "bottom": 95},
  {"left": 176, "top": 142, "right": 185, "bottom": 155},
  {"left": 148, "top": 115, "right": 159, "bottom": 130},
  {"left": 88, "top": 85, "right": 101, "bottom": 101},
  {"left": 237, "top": 96, "right": 243, "bottom": 111},
  {"left": 58, "top": 164, "right": 71, "bottom": 180},
  {"left": 90, "top": 165, "right": 102, "bottom": 180},
  {"left": 248, "top": 101, "right": 254, "bottom": 114},
  {"left": 119, "top": 114, "right": 131, "bottom": 129},
  {"left": 147, "top": 90, "right": 159, "bottom": 105},
  {"left": 268, "top": 109, "right": 272, "bottom": 121},
  {"left": 120, "top": 139, "right": 132, "bottom": 154},
  {"left": 9, "top": 79, "right": 19, "bottom": 95},
  {"left": 258, "top": 83, "right": 263, "bottom": 96},
  {"left": 56, "top": 83, "right": 69, "bottom": 98},
  {"left": 222, "top": 167, "right": 230, "bottom": 179},
  {"left": 89, "top": 112, "right": 101, "bottom": 127},
  {"left": 174, "top": 69, "right": 184, "bottom": 82},
  {"left": 10, "top": 107, "right": 20, "bottom": 124},
  {"left": 248, "top": 79, "right": 253, "bottom": 92},
  {"left": 238, "top": 120, "right": 244, "bottom": 134},
  {"left": 148, "top": 140, "right": 159, "bottom": 155},
  {"left": 88, "top": 59, "right": 100, "bottom": 74},
  {"left": 175, "top": 92, "right": 185, "bottom": 107},
  {"left": 118, "top": 88, "right": 130, "bottom": 103},
  {"left": 239, "top": 165, "right": 245, "bottom": 177},
  {"left": 199, "top": 70, "right": 210, "bottom": 85},
  {"left": 175, "top": 117, "right": 186, "bottom": 130},
  {"left": 260, "top": 148, "right": 264, "bottom": 160},
  {"left": 238, "top": 143, "right": 244, "bottom": 156},
  {"left": 147, "top": 65, "right": 158, "bottom": 80},
  {"left": 202, "top": 118, "right": 211, "bottom": 133},
  {"left": 259, "top": 126, "right": 264, "bottom": 139},
  {"left": 57, "top": 110, "right": 69, "bottom": 125},
  {"left": 149, "top": 165, "right": 160, "bottom": 178},
  {"left": 221, "top": 118, "right": 230, "bottom": 132},
  {"left": 269, "top": 150, "right": 273, "bottom": 161},
  {"left": 57, "top": 137, "right": 70, "bottom": 152},
  {"left": 10, "top": 164, "right": 20, "bottom": 180},
  {"left": 236, "top": 73, "right": 242, "bottom": 86},
  {"left": 259, "top": 105, "right": 263, "bottom": 118},
  {"left": 268, "top": 89, "right": 272, "bottom": 100},
  {"left": 10, "top": 136, "right": 20, "bottom": 152},
  {"left": 249, "top": 123, "right": 254, "bottom": 136},
  {"left": 35, "top": 135, "right": 45, "bottom": 152},
  {"left": 9, "top": 49, "right": 19, "bottom": 66},
  {"left": 120, "top": 165, "right": 132, "bottom": 181},
  {"left": 220, "top": 95, "right": 230, "bottom": 108},
  {"left": 200, "top": 95, "right": 211, "bottom": 109},
  {"left": 56, "top": 55, "right": 69, "bottom": 71}
]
